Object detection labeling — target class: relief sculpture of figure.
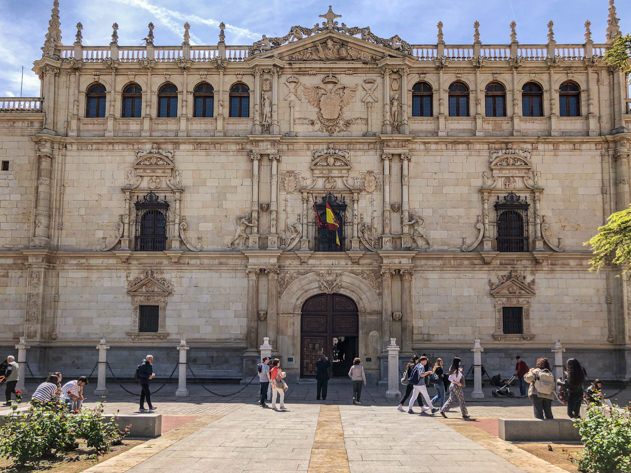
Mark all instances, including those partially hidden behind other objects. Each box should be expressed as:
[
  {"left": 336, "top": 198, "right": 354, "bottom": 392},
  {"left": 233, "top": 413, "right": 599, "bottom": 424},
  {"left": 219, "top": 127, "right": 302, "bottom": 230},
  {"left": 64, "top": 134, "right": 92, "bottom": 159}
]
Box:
[
  {"left": 261, "top": 93, "right": 272, "bottom": 130},
  {"left": 229, "top": 215, "right": 256, "bottom": 249},
  {"left": 404, "top": 212, "right": 430, "bottom": 250},
  {"left": 358, "top": 217, "right": 378, "bottom": 252},
  {"left": 281, "top": 218, "right": 302, "bottom": 251},
  {"left": 390, "top": 94, "right": 401, "bottom": 131}
]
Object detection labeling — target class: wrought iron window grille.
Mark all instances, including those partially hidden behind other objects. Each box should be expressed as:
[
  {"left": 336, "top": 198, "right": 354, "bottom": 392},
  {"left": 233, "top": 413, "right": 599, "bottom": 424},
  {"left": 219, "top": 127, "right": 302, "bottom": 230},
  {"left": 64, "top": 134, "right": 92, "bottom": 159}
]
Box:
[
  {"left": 495, "top": 192, "right": 529, "bottom": 252},
  {"left": 134, "top": 191, "right": 169, "bottom": 251}
]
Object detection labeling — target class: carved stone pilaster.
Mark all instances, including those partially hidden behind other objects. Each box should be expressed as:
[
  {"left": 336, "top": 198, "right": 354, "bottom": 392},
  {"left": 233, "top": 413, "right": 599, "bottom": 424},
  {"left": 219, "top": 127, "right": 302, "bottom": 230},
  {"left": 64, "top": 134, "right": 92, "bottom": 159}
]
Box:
[{"left": 31, "top": 141, "right": 54, "bottom": 248}]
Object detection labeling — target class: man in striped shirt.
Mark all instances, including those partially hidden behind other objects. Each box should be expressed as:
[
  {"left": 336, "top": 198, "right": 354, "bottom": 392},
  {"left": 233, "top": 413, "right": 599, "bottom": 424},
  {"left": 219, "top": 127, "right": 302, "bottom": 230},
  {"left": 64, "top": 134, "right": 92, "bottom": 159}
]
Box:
[{"left": 31, "top": 374, "right": 59, "bottom": 403}]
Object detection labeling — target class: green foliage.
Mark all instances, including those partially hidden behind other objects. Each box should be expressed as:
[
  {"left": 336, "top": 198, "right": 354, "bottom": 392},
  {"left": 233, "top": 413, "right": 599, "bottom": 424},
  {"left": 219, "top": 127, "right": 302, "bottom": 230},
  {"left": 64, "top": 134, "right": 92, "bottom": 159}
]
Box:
[
  {"left": 604, "top": 34, "right": 631, "bottom": 75},
  {"left": 574, "top": 405, "right": 631, "bottom": 473},
  {"left": 0, "top": 400, "right": 125, "bottom": 466},
  {"left": 585, "top": 206, "right": 631, "bottom": 274}
]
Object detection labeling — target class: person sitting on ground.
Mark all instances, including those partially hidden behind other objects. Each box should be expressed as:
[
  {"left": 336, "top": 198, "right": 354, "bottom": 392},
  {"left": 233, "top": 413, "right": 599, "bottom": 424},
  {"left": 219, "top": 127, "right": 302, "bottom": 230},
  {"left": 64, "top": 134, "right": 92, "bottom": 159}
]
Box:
[
  {"left": 31, "top": 374, "right": 59, "bottom": 404},
  {"left": 524, "top": 357, "right": 555, "bottom": 420},
  {"left": 61, "top": 376, "right": 88, "bottom": 411}
]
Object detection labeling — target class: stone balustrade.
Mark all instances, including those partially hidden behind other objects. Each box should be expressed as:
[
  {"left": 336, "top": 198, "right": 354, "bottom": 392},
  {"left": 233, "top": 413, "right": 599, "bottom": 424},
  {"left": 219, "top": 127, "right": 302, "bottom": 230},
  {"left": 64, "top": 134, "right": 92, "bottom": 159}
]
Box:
[{"left": 0, "top": 97, "right": 42, "bottom": 112}]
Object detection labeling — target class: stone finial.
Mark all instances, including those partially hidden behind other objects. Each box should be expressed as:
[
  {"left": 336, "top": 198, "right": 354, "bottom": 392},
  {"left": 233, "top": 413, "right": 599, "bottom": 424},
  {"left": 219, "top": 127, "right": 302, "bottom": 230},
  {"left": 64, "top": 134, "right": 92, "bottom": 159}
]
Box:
[
  {"left": 436, "top": 21, "right": 444, "bottom": 44},
  {"left": 510, "top": 21, "right": 517, "bottom": 43},
  {"left": 319, "top": 5, "right": 342, "bottom": 29},
  {"left": 584, "top": 20, "right": 592, "bottom": 43},
  {"left": 183, "top": 22, "right": 190, "bottom": 46},
  {"left": 473, "top": 21, "right": 480, "bottom": 44},
  {"left": 219, "top": 22, "right": 225, "bottom": 43},
  {"left": 145, "top": 22, "right": 155, "bottom": 45},
  {"left": 42, "top": 0, "right": 62, "bottom": 58},
  {"left": 606, "top": 0, "right": 620, "bottom": 43},
  {"left": 547, "top": 20, "right": 555, "bottom": 43},
  {"left": 74, "top": 22, "right": 83, "bottom": 46},
  {"left": 111, "top": 23, "right": 119, "bottom": 46}
]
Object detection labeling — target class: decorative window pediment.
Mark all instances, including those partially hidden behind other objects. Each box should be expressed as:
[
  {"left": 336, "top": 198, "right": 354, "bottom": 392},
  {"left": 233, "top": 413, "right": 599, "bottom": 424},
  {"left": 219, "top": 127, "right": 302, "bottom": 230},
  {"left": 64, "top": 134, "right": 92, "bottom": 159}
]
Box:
[
  {"left": 484, "top": 147, "right": 538, "bottom": 190},
  {"left": 127, "top": 269, "right": 173, "bottom": 297},
  {"left": 489, "top": 271, "right": 535, "bottom": 341},
  {"left": 311, "top": 148, "right": 351, "bottom": 177},
  {"left": 127, "top": 270, "right": 172, "bottom": 340}
]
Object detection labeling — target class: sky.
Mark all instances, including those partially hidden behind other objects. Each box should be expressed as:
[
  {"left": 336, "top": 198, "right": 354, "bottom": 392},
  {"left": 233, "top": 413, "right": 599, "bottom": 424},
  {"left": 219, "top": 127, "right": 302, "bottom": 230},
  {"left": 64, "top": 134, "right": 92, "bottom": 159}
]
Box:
[{"left": 0, "top": 0, "right": 629, "bottom": 97}]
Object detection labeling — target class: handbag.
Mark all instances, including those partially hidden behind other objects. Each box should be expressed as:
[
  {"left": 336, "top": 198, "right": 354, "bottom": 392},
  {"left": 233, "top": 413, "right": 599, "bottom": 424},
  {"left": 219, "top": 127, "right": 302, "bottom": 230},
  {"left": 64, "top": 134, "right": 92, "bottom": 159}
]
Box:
[
  {"left": 282, "top": 381, "right": 288, "bottom": 393},
  {"left": 400, "top": 370, "right": 409, "bottom": 386}
]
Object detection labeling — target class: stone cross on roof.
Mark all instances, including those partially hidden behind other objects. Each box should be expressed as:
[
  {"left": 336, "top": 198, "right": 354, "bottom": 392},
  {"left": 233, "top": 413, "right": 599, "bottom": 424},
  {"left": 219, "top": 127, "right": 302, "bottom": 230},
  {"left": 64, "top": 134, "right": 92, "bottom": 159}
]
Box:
[{"left": 319, "top": 5, "right": 342, "bottom": 29}]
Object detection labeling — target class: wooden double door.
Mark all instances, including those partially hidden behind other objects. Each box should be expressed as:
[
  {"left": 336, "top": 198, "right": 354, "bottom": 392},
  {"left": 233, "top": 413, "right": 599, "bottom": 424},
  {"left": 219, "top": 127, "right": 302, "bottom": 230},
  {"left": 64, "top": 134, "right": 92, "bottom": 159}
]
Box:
[{"left": 300, "top": 293, "right": 358, "bottom": 377}]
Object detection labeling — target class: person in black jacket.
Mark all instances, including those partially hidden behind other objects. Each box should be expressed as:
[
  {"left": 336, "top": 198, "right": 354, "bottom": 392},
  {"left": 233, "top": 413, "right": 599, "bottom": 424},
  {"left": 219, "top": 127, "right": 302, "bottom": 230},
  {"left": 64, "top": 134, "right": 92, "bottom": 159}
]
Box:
[
  {"left": 316, "top": 354, "right": 331, "bottom": 401},
  {"left": 565, "top": 358, "right": 585, "bottom": 419},
  {"left": 138, "top": 355, "right": 156, "bottom": 412}
]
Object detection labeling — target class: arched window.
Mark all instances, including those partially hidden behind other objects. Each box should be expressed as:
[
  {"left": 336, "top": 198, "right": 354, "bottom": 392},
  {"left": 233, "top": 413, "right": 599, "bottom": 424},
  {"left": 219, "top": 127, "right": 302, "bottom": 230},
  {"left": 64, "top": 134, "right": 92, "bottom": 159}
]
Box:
[
  {"left": 229, "top": 83, "right": 249, "bottom": 117},
  {"left": 122, "top": 83, "right": 142, "bottom": 118},
  {"left": 448, "top": 82, "right": 469, "bottom": 117},
  {"left": 134, "top": 191, "right": 169, "bottom": 251},
  {"left": 85, "top": 84, "right": 106, "bottom": 118},
  {"left": 485, "top": 82, "right": 506, "bottom": 117},
  {"left": 411, "top": 82, "right": 432, "bottom": 117},
  {"left": 193, "top": 82, "right": 214, "bottom": 117},
  {"left": 495, "top": 192, "right": 529, "bottom": 252},
  {"left": 522, "top": 82, "right": 543, "bottom": 117},
  {"left": 157, "top": 83, "right": 178, "bottom": 118},
  {"left": 559, "top": 81, "right": 580, "bottom": 117}
]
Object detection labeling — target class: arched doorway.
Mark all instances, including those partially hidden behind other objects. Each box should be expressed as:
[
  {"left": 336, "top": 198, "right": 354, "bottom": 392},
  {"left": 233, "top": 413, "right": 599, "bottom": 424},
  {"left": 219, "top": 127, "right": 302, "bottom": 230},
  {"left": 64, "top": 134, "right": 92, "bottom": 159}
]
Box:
[{"left": 301, "top": 293, "right": 358, "bottom": 377}]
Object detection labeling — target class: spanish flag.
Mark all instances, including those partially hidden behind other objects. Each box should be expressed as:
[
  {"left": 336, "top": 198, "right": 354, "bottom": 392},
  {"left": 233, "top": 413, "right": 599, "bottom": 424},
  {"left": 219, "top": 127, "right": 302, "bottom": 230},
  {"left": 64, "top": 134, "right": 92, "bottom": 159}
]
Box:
[{"left": 325, "top": 201, "right": 341, "bottom": 247}]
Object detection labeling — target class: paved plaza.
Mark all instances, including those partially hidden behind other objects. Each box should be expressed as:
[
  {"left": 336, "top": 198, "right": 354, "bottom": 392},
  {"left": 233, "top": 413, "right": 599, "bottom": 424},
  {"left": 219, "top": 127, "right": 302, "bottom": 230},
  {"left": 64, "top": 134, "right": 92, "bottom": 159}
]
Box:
[{"left": 4, "top": 380, "right": 627, "bottom": 472}]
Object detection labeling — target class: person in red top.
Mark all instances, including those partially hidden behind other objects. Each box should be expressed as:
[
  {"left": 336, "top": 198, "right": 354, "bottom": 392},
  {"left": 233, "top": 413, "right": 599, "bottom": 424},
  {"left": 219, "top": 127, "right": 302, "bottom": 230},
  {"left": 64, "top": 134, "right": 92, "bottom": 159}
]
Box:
[{"left": 515, "top": 356, "right": 529, "bottom": 397}]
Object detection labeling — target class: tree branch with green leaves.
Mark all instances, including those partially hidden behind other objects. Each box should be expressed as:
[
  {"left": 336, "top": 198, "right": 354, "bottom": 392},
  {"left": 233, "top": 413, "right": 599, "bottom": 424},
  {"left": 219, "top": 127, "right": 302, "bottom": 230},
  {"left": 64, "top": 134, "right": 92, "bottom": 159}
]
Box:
[
  {"left": 605, "top": 34, "right": 631, "bottom": 75},
  {"left": 585, "top": 206, "right": 631, "bottom": 274}
]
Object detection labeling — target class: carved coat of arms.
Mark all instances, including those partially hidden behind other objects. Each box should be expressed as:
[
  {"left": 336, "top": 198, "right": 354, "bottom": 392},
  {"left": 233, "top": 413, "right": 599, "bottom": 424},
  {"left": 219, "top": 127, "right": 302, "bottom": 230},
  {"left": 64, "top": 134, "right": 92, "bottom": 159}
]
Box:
[{"left": 302, "top": 74, "right": 357, "bottom": 134}]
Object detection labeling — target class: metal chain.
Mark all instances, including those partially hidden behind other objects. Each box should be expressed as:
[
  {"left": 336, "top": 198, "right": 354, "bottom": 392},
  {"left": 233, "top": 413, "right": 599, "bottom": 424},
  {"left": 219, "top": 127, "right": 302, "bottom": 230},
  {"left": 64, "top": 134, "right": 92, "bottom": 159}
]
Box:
[
  {"left": 105, "top": 361, "right": 178, "bottom": 397},
  {"left": 186, "top": 363, "right": 257, "bottom": 397},
  {"left": 87, "top": 361, "right": 98, "bottom": 380}
]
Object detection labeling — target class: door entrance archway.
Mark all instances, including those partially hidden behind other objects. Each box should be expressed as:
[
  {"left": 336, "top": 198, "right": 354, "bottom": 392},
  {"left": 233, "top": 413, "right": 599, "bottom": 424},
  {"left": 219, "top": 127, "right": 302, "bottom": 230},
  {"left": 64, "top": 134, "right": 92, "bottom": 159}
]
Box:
[{"left": 300, "top": 293, "right": 358, "bottom": 377}]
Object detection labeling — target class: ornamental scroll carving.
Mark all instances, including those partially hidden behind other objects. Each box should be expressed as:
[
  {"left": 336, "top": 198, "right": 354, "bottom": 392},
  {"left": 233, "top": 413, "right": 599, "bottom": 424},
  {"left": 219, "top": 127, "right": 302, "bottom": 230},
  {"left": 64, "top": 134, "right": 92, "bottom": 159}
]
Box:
[
  {"left": 483, "top": 147, "right": 539, "bottom": 191},
  {"left": 318, "top": 271, "right": 342, "bottom": 294}
]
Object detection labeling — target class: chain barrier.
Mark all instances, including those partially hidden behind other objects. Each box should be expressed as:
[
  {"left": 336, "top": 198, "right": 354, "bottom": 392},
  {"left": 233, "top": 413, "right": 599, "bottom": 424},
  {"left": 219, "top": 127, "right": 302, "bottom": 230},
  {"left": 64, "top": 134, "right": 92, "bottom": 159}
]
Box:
[
  {"left": 87, "top": 361, "right": 98, "bottom": 380},
  {"left": 105, "top": 361, "right": 178, "bottom": 397},
  {"left": 24, "top": 361, "right": 35, "bottom": 377},
  {"left": 187, "top": 363, "right": 257, "bottom": 397}
]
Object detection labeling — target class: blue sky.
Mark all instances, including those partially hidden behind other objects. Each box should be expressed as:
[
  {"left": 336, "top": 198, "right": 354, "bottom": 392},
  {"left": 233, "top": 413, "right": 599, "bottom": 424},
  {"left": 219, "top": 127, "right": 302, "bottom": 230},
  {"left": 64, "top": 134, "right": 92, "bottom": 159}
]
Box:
[{"left": 0, "top": 0, "right": 629, "bottom": 97}]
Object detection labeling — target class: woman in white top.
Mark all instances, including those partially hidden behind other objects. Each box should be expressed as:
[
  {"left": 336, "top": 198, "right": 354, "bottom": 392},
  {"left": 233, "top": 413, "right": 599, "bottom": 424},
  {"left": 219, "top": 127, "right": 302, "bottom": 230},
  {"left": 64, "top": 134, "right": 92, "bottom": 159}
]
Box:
[{"left": 439, "top": 357, "right": 470, "bottom": 420}]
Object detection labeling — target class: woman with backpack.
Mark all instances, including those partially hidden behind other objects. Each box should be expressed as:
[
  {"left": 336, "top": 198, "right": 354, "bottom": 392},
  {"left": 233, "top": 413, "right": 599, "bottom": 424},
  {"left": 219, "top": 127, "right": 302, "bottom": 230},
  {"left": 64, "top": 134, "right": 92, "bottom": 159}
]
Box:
[
  {"left": 565, "top": 358, "right": 586, "bottom": 419},
  {"left": 430, "top": 358, "right": 446, "bottom": 407},
  {"left": 523, "top": 357, "right": 555, "bottom": 420},
  {"left": 397, "top": 356, "right": 419, "bottom": 412},
  {"left": 439, "top": 357, "right": 470, "bottom": 420},
  {"left": 269, "top": 358, "right": 287, "bottom": 411}
]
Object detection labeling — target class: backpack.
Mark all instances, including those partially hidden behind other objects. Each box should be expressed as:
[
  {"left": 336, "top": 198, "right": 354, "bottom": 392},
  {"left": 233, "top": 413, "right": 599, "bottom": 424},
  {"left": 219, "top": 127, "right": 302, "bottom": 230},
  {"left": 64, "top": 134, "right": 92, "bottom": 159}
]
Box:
[
  {"left": 534, "top": 370, "right": 555, "bottom": 395},
  {"left": 430, "top": 372, "right": 440, "bottom": 385},
  {"left": 557, "top": 379, "right": 569, "bottom": 404},
  {"left": 257, "top": 363, "right": 263, "bottom": 374},
  {"left": 134, "top": 363, "right": 142, "bottom": 380},
  {"left": 408, "top": 366, "right": 420, "bottom": 385}
]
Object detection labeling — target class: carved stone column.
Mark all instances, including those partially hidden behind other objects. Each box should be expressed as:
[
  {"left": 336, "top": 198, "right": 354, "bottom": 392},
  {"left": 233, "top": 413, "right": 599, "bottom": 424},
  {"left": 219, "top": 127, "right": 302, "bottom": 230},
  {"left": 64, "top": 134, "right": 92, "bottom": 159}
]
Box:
[
  {"left": 41, "top": 65, "right": 59, "bottom": 134},
  {"left": 253, "top": 67, "right": 261, "bottom": 134},
  {"left": 106, "top": 67, "right": 116, "bottom": 137},
  {"left": 216, "top": 66, "right": 225, "bottom": 136},
  {"left": 246, "top": 268, "right": 259, "bottom": 351},
  {"left": 142, "top": 68, "right": 152, "bottom": 137},
  {"left": 271, "top": 67, "right": 280, "bottom": 135},
  {"left": 249, "top": 151, "right": 260, "bottom": 248},
  {"left": 481, "top": 192, "right": 492, "bottom": 251},
  {"left": 266, "top": 266, "right": 279, "bottom": 348},
  {"left": 381, "top": 269, "right": 392, "bottom": 352},
  {"left": 548, "top": 68, "right": 557, "bottom": 136},
  {"left": 31, "top": 142, "right": 54, "bottom": 248},
  {"left": 382, "top": 68, "right": 391, "bottom": 133},
  {"left": 401, "top": 153, "right": 410, "bottom": 233},
  {"left": 533, "top": 191, "right": 544, "bottom": 250},
  {"left": 400, "top": 269, "right": 413, "bottom": 352},
  {"left": 400, "top": 68, "right": 409, "bottom": 134},
  {"left": 382, "top": 153, "right": 392, "bottom": 249},
  {"left": 350, "top": 191, "right": 360, "bottom": 250},
  {"left": 615, "top": 147, "right": 630, "bottom": 212},
  {"left": 170, "top": 191, "right": 182, "bottom": 250},
  {"left": 474, "top": 67, "right": 482, "bottom": 136},
  {"left": 179, "top": 67, "right": 188, "bottom": 136},
  {"left": 300, "top": 192, "right": 310, "bottom": 250},
  {"left": 437, "top": 67, "right": 446, "bottom": 136},
  {"left": 268, "top": 153, "right": 280, "bottom": 248},
  {"left": 511, "top": 67, "right": 520, "bottom": 135}
]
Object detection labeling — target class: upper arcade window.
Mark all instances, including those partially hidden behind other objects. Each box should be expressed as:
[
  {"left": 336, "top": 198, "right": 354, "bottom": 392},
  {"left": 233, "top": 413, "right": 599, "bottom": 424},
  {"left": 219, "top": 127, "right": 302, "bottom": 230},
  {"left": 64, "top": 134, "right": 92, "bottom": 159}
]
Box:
[
  {"left": 448, "top": 82, "right": 469, "bottom": 117},
  {"left": 193, "top": 82, "right": 214, "bottom": 118},
  {"left": 229, "top": 83, "right": 250, "bottom": 117},
  {"left": 522, "top": 82, "right": 543, "bottom": 117},
  {"left": 495, "top": 193, "right": 529, "bottom": 252},
  {"left": 122, "top": 83, "right": 142, "bottom": 118},
  {"left": 157, "top": 83, "right": 178, "bottom": 118},
  {"left": 134, "top": 191, "right": 169, "bottom": 251},
  {"left": 559, "top": 81, "right": 580, "bottom": 117},
  {"left": 412, "top": 82, "right": 432, "bottom": 117},
  {"left": 85, "top": 84, "right": 106, "bottom": 118},
  {"left": 485, "top": 82, "right": 506, "bottom": 117},
  {"left": 313, "top": 193, "right": 346, "bottom": 252}
]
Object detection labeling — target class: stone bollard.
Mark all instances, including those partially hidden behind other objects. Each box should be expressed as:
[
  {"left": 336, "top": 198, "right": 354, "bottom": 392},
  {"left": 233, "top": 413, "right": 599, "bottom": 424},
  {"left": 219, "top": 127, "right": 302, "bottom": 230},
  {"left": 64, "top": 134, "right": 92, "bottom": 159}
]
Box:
[
  {"left": 386, "top": 338, "right": 401, "bottom": 399},
  {"left": 15, "top": 337, "right": 29, "bottom": 394},
  {"left": 471, "top": 338, "right": 484, "bottom": 399},
  {"left": 552, "top": 340, "right": 565, "bottom": 381},
  {"left": 95, "top": 338, "right": 110, "bottom": 395},
  {"left": 176, "top": 338, "right": 189, "bottom": 397},
  {"left": 260, "top": 337, "right": 273, "bottom": 401}
]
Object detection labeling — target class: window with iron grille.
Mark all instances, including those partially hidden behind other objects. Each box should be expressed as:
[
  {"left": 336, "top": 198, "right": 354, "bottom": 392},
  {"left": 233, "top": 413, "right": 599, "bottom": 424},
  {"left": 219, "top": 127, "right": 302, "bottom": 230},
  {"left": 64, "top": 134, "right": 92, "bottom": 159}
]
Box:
[
  {"left": 134, "top": 191, "right": 169, "bottom": 251},
  {"left": 139, "top": 305, "right": 159, "bottom": 332},
  {"left": 313, "top": 193, "right": 346, "bottom": 252},
  {"left": 502, "top": 307, "right": 523, "bottom": 334},
  {"left": 495, "top": 193, "right": 529, "bottom": 252}
]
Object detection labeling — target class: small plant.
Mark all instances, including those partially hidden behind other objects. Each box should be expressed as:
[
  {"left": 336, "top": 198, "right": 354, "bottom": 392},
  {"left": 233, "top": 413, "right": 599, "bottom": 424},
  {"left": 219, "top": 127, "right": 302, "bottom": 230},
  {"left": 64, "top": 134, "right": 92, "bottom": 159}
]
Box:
[{"left": 573, "top": 404, "right": 631, "bottom": 473}]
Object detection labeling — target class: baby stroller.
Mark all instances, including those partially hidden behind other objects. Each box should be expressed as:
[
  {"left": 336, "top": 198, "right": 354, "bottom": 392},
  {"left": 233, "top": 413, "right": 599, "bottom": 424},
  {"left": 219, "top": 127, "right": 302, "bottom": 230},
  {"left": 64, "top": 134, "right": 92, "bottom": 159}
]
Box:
[{"left": 491, "top": 374, "right": 516, "bottom": 397}]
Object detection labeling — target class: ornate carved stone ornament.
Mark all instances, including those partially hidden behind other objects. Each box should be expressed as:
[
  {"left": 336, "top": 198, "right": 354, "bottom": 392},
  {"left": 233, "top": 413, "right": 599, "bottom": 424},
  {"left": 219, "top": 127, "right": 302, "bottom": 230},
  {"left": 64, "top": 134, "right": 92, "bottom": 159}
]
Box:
[
  {"left": 302, "top": 74, "right": 358, "bottom": 134},
  {"left": 317, "top": 271, "right": 342, "bottom": 294},
  {"left": 280, "top": 38, "right": 382, "bottom": 62},
  {"left": 349, "top": 270, "right": 381, "bottom": 293},
  {"left": 101, "top": 215, "right": 125, "bottom": 251},
  {"left": 229, "top": 214, "right": 256, "bottom": 249},
  {"left": 358, "top": 215, "right": 379, "bottom": 252},
  {"left": 484, "top": 146, "right": 539, "bottom": 191},
  {"left": 249, "top": 6, "right": 412, "bottom": 57},
  {"left": 127, "top": 270, "right": 172, "bottom": 340},
  {"left": 402, "top": 212, "right": 430, "bottom": 250},
  {"left": 279, "top": 215, "right": 302, "bottom": 251},
  {"left": 489, "top": 270, "right": 535, "bottom": 341},
  {"left": 310, "top": 147, "right": 351, "bottom": 177},
  {"left": 461, "top": 215, "right": 485, "bottom": 252},
  {"left": 128, "top": 269, "right": 173, "bottom": 295}
]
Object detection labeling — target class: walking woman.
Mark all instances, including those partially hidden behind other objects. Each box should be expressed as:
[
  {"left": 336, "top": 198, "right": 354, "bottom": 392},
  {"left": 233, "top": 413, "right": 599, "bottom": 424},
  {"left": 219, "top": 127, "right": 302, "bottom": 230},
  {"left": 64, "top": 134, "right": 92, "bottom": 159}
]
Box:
[
  {"left": 269, "top": 358, "right": 286, "bottom": 411},
  {"left": 439, "top": 357, "right": 470, "bottom": 420},
  {"left": 397, "top": 356, "right": 419, "bottom": 412},
  {"left": 348, "top": 357, "right": 367, "bottom": 404},
  {"left": 565, "top": 358, "right": 586, "bottom": 419},
  {"left": 523, "top": 358, "right": 555, "bottom": 420},
  {"left": 430, "top": 358, "right": 446, "bottom": 407}
]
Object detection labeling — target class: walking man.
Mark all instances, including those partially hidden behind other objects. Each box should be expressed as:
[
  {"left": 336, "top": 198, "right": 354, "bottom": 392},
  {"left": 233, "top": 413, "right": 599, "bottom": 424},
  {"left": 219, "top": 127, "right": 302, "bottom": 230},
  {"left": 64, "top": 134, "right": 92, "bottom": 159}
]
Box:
[
  {"left": 257, "top": 357, "right": 270, "bottom": 408},
  {"left": 407, "top": 356, "right": 438, "bottom": 415},
  {"left": 3, "top": 356, "right": 20, "bottom": 406},
  {"left": 316, "top": 354, "right": 331, "bottom": 401},
  {"left": 515, "top": 356, "right": 529, "bottom": 397},
  {"left": 138, "top": 355, "right": 156, "bottom": 412}
]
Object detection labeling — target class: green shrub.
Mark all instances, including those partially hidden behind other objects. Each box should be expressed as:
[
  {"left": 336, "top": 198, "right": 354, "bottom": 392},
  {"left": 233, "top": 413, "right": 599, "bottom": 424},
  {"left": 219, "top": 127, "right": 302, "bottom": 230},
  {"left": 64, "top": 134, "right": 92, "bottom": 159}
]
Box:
[
  {"left": 574, "top": 405, "right": 631, "bottom": 473},
  {"left": 0, "top": 400, "right": 126, "bottom": 466}
]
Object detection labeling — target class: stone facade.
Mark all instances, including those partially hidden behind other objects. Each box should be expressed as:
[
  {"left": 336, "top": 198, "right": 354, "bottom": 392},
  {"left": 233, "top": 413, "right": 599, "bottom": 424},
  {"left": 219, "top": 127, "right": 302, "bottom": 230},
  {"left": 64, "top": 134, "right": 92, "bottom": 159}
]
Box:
[{"left": 1, "top": 2, "right": 631, "bottom": 381}]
